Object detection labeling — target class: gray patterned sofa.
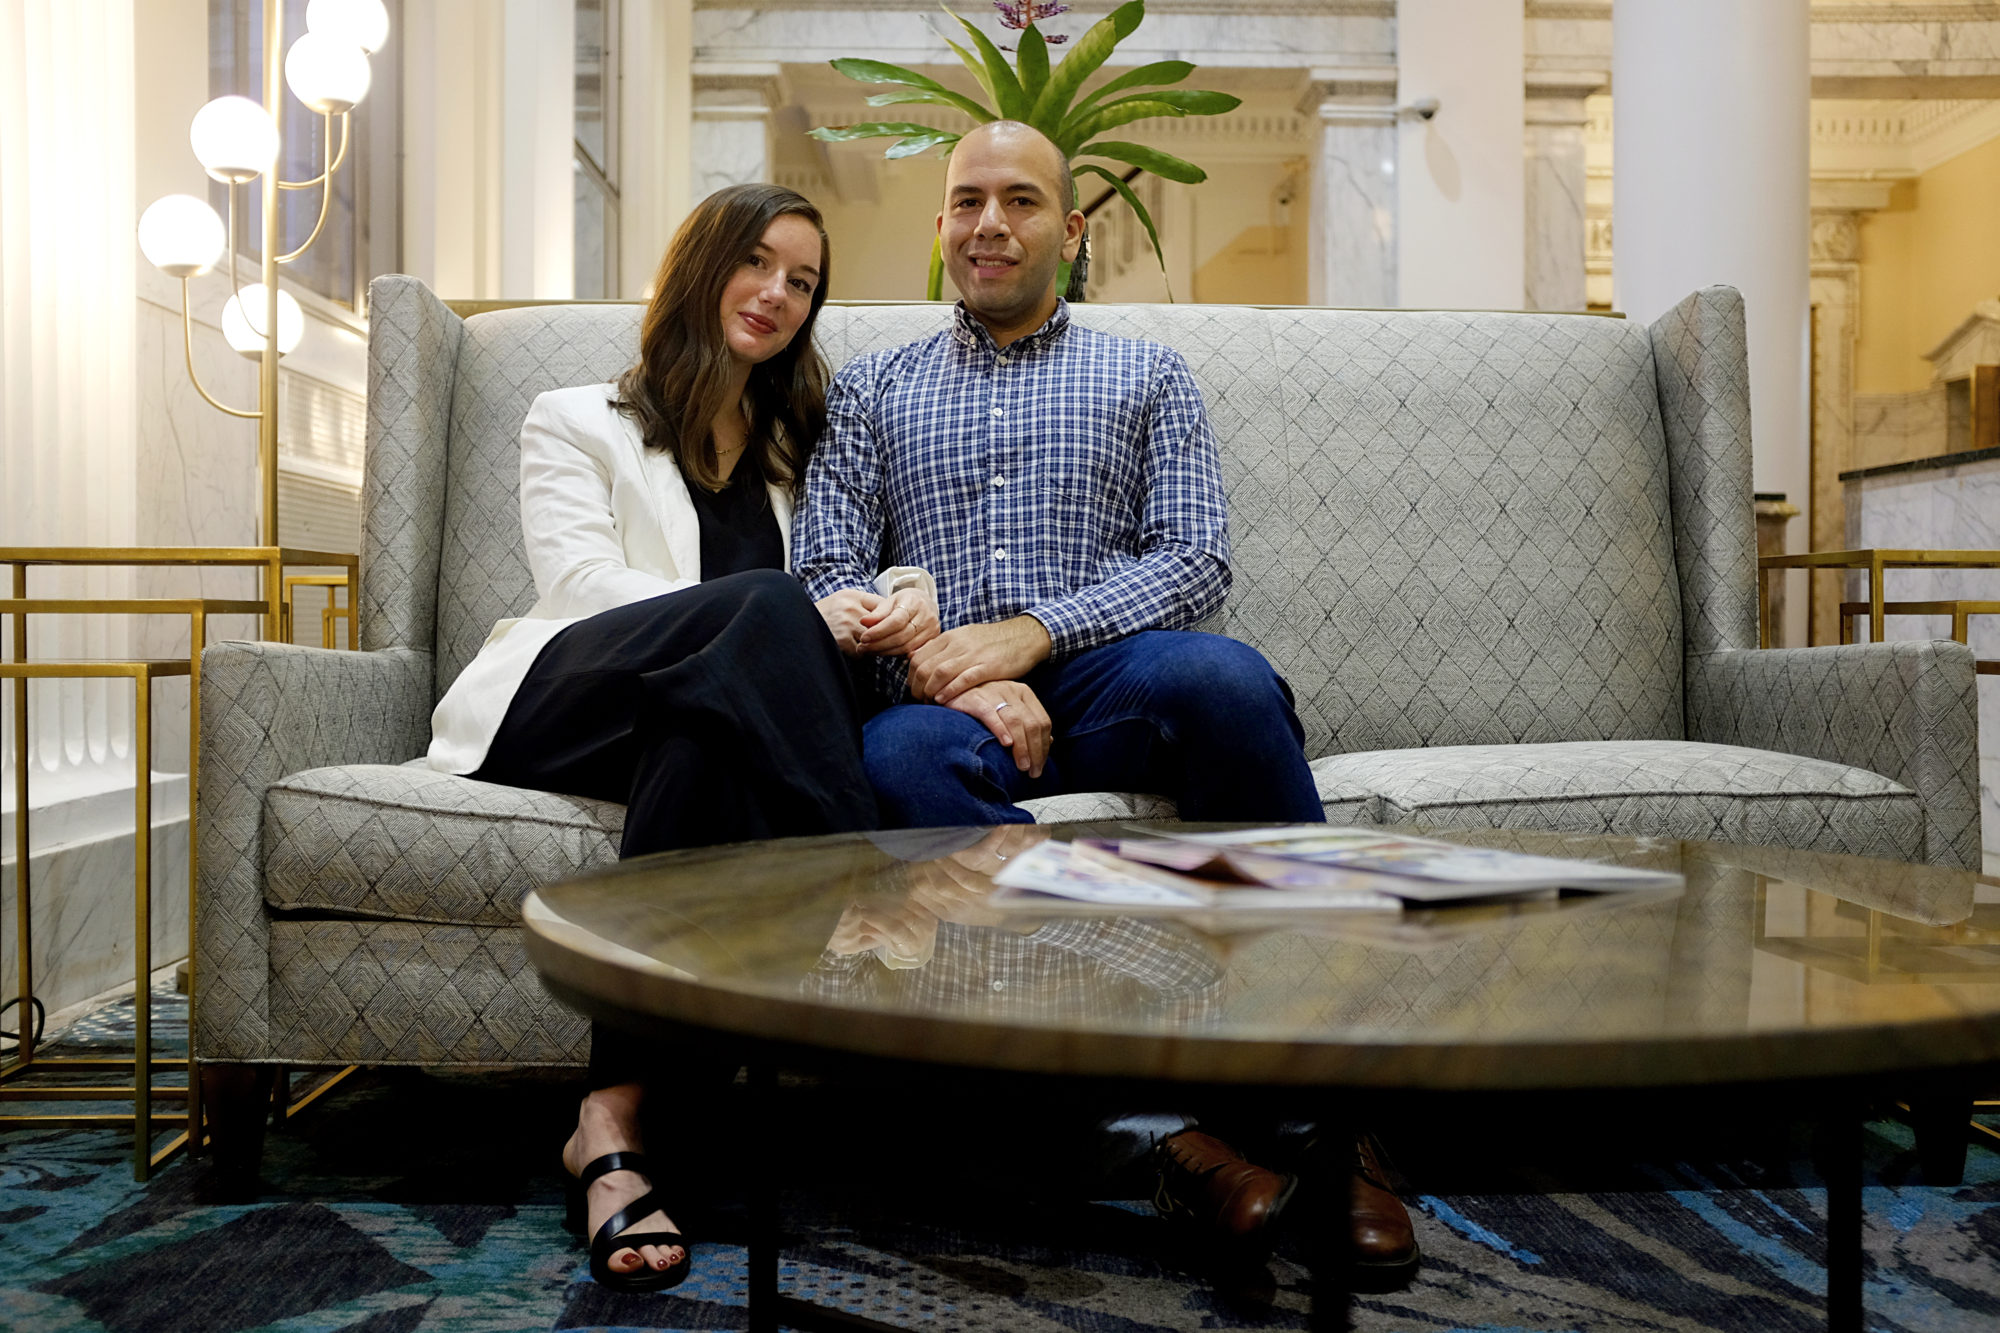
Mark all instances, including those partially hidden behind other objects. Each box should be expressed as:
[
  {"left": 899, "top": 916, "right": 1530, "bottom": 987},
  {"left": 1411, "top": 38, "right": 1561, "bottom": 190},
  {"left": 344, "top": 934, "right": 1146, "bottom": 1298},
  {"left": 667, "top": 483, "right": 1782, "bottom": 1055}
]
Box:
[{"left": 193, "top": 276, "right": 1982, "bottom": 1095}]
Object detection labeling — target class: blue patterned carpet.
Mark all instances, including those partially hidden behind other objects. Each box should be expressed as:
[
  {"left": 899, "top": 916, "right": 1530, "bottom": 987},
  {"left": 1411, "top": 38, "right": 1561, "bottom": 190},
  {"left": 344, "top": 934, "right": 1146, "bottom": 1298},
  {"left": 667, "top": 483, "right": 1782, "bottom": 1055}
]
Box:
[{"left": 2, "top": 984, "right": 1998, "bottom": 1332}]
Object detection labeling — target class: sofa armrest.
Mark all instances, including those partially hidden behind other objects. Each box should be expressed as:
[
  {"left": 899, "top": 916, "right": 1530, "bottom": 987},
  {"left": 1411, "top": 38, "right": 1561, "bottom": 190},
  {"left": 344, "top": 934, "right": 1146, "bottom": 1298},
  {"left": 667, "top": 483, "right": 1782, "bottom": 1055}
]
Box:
[
  {"left": 194, "top": 642, "right": 433, "bottom": 1060},
  {"left": 1685, "top": 641, "right": 1981, "bottom": 869}
]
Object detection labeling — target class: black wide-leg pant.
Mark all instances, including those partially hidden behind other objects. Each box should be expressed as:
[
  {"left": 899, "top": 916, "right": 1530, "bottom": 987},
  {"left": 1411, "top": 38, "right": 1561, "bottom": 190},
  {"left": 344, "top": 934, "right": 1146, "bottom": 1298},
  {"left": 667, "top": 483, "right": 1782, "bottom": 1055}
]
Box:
[{"left": 473, "top": 569, "right": 879, "bottom": 1086}]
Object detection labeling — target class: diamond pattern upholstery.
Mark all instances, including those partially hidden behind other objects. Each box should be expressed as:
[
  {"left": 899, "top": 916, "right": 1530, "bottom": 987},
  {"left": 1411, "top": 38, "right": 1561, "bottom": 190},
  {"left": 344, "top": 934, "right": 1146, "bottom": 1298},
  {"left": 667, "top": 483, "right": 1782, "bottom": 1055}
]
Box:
[
  {"left": 263, "top": 764, "right": 624, "bottom": 926},
  {"left": 436, "top": 304, "right": 645, "bottom": 695},
  {"left": 1686, "top": 640, "right": 1982, "bottom": 868},
  {"left": 1313, "top": 739, "right": 1924, "bottom": 862},
  {"left": 266, "top": 920, "right": 589, "bottom": 1064},
  {"left": 192, "top": 280, "right": 1984, "bottom": 1074}
]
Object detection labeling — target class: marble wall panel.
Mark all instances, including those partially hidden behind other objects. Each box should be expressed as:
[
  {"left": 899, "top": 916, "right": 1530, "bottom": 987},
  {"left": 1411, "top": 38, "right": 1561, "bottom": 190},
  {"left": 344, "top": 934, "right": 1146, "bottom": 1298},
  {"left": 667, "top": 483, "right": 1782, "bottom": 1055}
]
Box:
[
  {"left": 1851, "top": 388, "right": 1949, "bottom": 472},
  {"left": 133, "top": 294, "right": 266, "bottom": 780},
  {"left": 1524, "top": 118, "right": 1587, "bottom": 311},
  {"left": 1849, "top": 457, "right": 2000, "bottom": 860},
  {"left": 1308, "top": 114, "right": 1396, "bottom": 308},
  {"left": 0, "top": 818, "right": 189, "bottom": 1017}
]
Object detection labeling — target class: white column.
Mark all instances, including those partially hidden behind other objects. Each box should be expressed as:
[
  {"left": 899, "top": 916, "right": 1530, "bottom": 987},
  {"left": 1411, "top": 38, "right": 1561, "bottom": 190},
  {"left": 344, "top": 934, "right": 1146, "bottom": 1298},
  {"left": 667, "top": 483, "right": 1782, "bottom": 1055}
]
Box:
[
  {"left": 691, "top": 63, "right": 783, "bottom": 202},
  {"left": 403, "top": 0, "right": 573, "bottom": 299},
  {"left": 1395, "top": 0, "right": 1525, "bottom": 309},
  {"left": 618, "top": 0, "right": 694, "bottom": 297},
  {"left": 500, "top": 0, "right": 574, "bottom": 298},
  {"left": 1301, "top": 74, "right": 1397, "bottom": 308},
  {"left": 1614, "top": 0, "right": 1811, "bottom": 593}
]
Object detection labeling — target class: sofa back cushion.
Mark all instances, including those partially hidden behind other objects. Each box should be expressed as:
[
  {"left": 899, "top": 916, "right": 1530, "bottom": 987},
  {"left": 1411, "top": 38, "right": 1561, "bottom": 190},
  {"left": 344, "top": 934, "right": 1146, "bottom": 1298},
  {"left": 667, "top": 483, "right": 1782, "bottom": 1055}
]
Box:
[{"left": 432, "top": 302, "right": 1684, "bottom": 755}]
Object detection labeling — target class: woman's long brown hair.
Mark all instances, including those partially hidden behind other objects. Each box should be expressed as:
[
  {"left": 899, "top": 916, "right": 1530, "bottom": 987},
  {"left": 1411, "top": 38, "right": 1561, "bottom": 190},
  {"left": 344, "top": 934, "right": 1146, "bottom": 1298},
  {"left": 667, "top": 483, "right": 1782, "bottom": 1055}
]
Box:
[{"left": 614, "top": 184, "right": 831, "bottom": 492}]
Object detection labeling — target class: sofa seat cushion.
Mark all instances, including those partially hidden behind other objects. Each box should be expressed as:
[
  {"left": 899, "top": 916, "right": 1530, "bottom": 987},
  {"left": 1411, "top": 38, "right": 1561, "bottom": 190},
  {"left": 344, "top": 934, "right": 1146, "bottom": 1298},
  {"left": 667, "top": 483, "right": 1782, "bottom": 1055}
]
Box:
[
  {"left": 1019, "top": 772, "right": 1380, "bottom": 826},
  {"left": 263, "top": 764, "right": 625, "bottom": 926},
  {"left": 1309, "top": 740, "right": 1923, "bottom": 861}
]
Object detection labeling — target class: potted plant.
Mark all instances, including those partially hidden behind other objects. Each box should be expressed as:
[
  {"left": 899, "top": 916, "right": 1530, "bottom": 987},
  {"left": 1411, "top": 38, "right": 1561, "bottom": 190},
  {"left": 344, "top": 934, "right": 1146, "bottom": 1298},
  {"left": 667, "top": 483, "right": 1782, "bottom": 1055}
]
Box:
[{"left": 809, "top": 0, "right": 1240, "bottom": 299}]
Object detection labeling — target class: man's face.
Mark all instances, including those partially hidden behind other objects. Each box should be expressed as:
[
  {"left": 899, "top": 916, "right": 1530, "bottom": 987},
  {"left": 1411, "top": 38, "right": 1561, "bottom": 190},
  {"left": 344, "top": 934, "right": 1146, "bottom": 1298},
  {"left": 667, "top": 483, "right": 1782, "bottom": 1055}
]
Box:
[{"left": 937, "top": 129, "right": 1083, "bottom": 333}]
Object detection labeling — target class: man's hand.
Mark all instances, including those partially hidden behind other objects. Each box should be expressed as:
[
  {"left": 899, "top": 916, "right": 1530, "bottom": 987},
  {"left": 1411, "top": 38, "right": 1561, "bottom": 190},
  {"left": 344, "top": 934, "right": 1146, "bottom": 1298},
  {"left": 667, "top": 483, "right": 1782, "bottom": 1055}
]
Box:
[
  {"left": 908, "top": 615, "right": 1053, "bottom": 702},
  {"left": 856, "top": 586, "right": 939, "bottom": 657},
  {"left": 814, "top": 588, "right": 884, "bottom": 655},
  {"left": 945, "top": 680, "right": 1052, "bottom": 778}
]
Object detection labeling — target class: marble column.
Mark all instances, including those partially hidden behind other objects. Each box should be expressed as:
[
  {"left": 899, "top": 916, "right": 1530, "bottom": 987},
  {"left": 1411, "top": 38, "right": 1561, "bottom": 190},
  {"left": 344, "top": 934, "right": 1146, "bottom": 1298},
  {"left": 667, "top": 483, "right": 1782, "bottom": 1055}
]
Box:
[
  {"left": 1523, "top": 78, "right": 1601, "bottom": 313},
  {"left": 1614, "top": 0, "right": 1811, "bottom": 647},
  {"left": 693, "top": 63, "right": 784, "bottom": 200},
  {"left": 1806, "top": 182, "right": 1889, "bottom": 647},
  {"left": 1301, "top": 72, "right": 1397, "bottom": 309}
]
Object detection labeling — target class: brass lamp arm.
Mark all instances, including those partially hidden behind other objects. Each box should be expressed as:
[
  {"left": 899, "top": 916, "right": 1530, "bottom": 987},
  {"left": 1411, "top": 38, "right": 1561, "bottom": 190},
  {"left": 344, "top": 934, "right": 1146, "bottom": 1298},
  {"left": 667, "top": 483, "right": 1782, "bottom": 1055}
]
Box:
[
  {"left": 274, "top": 112, "right": 336, "bottom": 264},
  {"left": 179, "top": 278, "right": 261, "bottom": 420},
  {"left": 277, "top": 112, "right": 349, "bottom": 192}
]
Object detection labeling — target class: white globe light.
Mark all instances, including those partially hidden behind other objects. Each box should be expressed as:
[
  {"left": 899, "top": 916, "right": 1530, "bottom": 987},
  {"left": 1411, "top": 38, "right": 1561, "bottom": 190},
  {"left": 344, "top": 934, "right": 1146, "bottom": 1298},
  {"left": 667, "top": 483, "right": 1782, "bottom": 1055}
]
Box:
[
  {"left": 221, "top": 285, "right": 305, "bottom": 359},
  {"left": 189, "top": 95, "right": 279, "bottom": 184},
  {"left": 286, "top": 32, "right": 371, "bottom": 114},
  {"left": 306, "top": 0, "right": 390, "bottom": 54},
  {"left": 138, "top": 195, "right": 226, "bottom": 278}
]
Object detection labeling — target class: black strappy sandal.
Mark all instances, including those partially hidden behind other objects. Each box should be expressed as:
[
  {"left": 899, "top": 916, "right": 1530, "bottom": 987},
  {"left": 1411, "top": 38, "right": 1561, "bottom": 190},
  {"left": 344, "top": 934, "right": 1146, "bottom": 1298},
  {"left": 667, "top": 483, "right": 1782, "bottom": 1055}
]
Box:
[{"left": 565, "top": 1150, "right": 693, "bottom": 1292}]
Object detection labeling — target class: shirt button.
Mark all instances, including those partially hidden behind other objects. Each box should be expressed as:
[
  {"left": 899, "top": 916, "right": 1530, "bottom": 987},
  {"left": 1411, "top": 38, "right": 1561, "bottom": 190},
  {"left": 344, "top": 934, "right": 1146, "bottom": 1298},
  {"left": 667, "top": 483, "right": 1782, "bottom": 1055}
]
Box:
[
  {"left": 991, "top": 980, "right": 1007, "bottom": 992},
  {"left": 996, "top": 356, "right": 1010, "bottom": 367},
  {"left": 993, "top": 547, "right": 1008, "bottom": 561},
  {"left": 990, "top": 474, "right": 1005, "bottom": 488},
  {"left": 991, "top": 407, "right": 1004, "bottom": 418}
]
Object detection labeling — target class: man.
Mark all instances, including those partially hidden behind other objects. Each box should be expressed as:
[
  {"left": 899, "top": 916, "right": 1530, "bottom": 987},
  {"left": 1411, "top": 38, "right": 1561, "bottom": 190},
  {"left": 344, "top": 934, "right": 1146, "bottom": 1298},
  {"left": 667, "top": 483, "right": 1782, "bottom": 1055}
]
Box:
[
  {"left": 793, "top": 121, "right": 1418, "bottom": 1283},
  {"left": 796, "top": 119, "right": 1321, "bottom": 829}
]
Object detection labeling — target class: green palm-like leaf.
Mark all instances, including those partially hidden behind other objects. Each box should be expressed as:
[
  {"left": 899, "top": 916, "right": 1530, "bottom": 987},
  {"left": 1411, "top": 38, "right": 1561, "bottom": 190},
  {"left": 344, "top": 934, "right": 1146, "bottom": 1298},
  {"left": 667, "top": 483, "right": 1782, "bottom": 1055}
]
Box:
[
  {"left": 1017, "top": 24, "right": 1051, "bottom": 110},
  {"left": 1078, "top": 139, "right": 1205, "bottom": 184},
  {"left": 887, "top": 131, "right": 962, "bottom": 158},
  {"left": 1075, "top": 162, "right": 1171, "bottom": 299},
  {"left": 808, "top": 120, "right": 942, "bottom": 143},
  {"left": 1111, "top": 88, "right": 1239, "bottom": 116},
  {"left": 1062, "top": 90, "right": 1236, "bottom": 152},
  {"left": 945, "top": 9, "right": 1028, "bottom": 120},
  {"left": 1062, "top": 60, "right": 1193, "bottom": 129},
  {"left": 935, "top": 32, "right": 998, "bottom": 105},
  {"left": 1064, "top": 99, "right": 1184, "bottom": 147},
  {"left": 1028, "top": 0, "right": 1145, "bottom": 128},
  {"left": 863, "top": 88, "right": 972, "bottom": 110},
  {"left": 828, "top": 58, "right": 995, "bottom": 122}
]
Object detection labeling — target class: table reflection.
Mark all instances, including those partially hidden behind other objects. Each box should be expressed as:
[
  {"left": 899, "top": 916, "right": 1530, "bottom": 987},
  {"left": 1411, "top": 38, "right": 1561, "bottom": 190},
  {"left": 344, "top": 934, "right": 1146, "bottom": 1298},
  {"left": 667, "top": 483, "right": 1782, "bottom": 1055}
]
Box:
[{"left": 804, "top": 826, "right": 1224, "bottom": 1027}]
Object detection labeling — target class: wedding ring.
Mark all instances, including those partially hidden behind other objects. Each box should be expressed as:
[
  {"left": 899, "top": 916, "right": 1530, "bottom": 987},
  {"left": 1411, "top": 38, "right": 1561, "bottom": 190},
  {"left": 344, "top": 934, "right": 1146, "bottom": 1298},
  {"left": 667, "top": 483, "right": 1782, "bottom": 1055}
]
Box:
[{"left": 994, "top": 702, "right": 1011, "bottom": 712}]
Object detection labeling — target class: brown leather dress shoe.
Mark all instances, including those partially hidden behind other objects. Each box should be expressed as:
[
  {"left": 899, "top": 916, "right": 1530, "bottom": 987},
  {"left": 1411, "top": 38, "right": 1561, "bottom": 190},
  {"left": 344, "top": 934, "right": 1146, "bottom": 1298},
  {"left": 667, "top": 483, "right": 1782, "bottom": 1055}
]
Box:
[
  {"left": 1153, "top": 1130, "right": 1297, "bottom": 1243},
  {"left": 1349, "top": 1133, "right": 1419, "bottom": 1281}
]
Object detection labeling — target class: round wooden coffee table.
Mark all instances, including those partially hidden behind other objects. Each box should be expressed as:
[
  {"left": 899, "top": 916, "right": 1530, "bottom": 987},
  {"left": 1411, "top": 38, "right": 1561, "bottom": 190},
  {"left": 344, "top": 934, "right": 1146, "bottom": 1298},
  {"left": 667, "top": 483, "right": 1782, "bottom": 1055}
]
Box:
[{"left": 523, "top": 823, "right": 2000, "bottom": 1332}]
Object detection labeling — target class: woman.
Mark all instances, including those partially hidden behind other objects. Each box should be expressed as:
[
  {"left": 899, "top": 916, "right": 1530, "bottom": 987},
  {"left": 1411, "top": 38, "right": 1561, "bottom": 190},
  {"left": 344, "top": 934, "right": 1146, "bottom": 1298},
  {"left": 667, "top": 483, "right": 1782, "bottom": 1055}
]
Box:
[{"left": 426, "top": 184, "right": 936, "bottom": 1292}]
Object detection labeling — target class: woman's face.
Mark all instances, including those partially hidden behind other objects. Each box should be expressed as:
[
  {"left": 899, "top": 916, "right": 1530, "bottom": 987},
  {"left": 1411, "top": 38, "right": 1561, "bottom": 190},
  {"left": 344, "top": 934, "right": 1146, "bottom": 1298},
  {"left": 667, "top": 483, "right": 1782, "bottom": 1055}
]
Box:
[{"left": 718, "top": 213, "right": 823, "bottom": 367}]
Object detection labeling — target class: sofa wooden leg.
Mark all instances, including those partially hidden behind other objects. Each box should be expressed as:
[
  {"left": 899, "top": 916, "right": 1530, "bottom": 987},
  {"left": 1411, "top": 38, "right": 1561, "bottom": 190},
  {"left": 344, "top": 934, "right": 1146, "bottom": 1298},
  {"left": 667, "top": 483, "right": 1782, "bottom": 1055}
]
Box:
[
  {"left": 1910, "top": 1093, "right": 1971, "bottom": 1186},
  {"left": 201, "top": 1062, "right": 277, "bottom": 1189}
]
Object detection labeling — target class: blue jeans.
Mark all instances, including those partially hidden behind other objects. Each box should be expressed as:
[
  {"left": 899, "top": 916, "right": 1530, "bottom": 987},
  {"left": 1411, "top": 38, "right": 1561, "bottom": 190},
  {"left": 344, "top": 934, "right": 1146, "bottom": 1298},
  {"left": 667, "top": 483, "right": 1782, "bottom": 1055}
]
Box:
[{"left": 863, "top": 630, "right": 1324, "bottom": 828}]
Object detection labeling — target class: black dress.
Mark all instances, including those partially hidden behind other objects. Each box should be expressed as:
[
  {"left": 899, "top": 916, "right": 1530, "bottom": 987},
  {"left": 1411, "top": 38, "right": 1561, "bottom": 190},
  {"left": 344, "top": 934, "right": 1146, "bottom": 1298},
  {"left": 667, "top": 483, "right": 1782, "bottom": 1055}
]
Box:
[{"left": 472, "top": 460, "right": 878, "bottom": 1084}]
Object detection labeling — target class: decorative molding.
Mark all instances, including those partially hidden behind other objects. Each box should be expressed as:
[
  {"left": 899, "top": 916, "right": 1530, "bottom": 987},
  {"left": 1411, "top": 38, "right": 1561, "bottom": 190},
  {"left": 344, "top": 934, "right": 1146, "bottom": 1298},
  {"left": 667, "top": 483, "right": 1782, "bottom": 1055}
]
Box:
[
  {"left": 1923, "top": 298, "right": 2000, "bottom": 378},
  {"left": 1524, "top": 1, "right": 1610, "bottom": 18},
  {"left": 1810, "top": 211, "right": 1863, "bottom": 264},
  {"left": 1811, "top": 4, "right": 2000, "bottom": 22},
  {"left": 698, "top": 0, "right": 1393, "bottom": 11},
  {"left": 807, "top": 102, "right": 1309, "bottom": 147}
]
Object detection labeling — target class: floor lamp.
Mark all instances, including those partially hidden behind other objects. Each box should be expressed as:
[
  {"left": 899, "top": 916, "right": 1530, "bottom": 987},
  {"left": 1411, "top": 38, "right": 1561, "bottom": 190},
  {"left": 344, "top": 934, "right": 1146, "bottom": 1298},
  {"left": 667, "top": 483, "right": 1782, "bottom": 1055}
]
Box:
[{"left": 135, "top": 0, "right": 389, "bottom": 562}]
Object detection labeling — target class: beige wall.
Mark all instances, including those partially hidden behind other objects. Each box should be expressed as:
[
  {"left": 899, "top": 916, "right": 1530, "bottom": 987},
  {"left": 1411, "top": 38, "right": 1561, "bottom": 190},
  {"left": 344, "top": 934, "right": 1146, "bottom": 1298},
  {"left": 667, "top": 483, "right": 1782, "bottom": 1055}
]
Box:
[{"left": 1855, "top": 134, "right": 2000, "bottom": 394}]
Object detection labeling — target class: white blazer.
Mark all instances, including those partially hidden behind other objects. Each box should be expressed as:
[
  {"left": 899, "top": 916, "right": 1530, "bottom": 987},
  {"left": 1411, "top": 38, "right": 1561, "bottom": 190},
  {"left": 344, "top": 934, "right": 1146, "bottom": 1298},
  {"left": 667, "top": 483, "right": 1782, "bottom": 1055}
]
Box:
[{"left": 427, "top": 383, "right": 927, "bottom": 775}]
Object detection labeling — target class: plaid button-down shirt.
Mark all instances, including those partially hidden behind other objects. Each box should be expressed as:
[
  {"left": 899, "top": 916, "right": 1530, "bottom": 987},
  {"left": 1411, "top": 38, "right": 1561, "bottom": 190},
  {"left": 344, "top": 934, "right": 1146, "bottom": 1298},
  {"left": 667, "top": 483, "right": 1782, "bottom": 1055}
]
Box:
[{"left": 795, "top": 301, "right": 1231, "bottom": 702}]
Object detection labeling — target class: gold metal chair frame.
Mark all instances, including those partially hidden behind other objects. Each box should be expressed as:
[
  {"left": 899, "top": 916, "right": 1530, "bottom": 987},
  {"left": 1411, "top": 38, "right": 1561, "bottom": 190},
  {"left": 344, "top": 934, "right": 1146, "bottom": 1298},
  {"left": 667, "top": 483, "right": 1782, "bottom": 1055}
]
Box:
[
  {"left": 1756, "top": 548, "right": 2000, "bottom": 649},
  {"left": 1836, "top": 599, "right": 2000, "bottom": 676},
  {"left": 2, "top": 548, "right": 357, "bottom": 1180}
]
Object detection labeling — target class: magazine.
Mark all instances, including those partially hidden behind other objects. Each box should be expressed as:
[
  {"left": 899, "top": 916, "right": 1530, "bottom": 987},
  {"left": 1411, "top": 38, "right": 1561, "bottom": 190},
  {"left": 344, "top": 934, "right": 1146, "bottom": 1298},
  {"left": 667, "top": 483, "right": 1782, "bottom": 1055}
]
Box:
[
  {"left": 988, "top": 838, "right": 1402, "bottom": 914},
  {"left": 987, "top": 825, "right": 1682, "bottom": 913}
]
